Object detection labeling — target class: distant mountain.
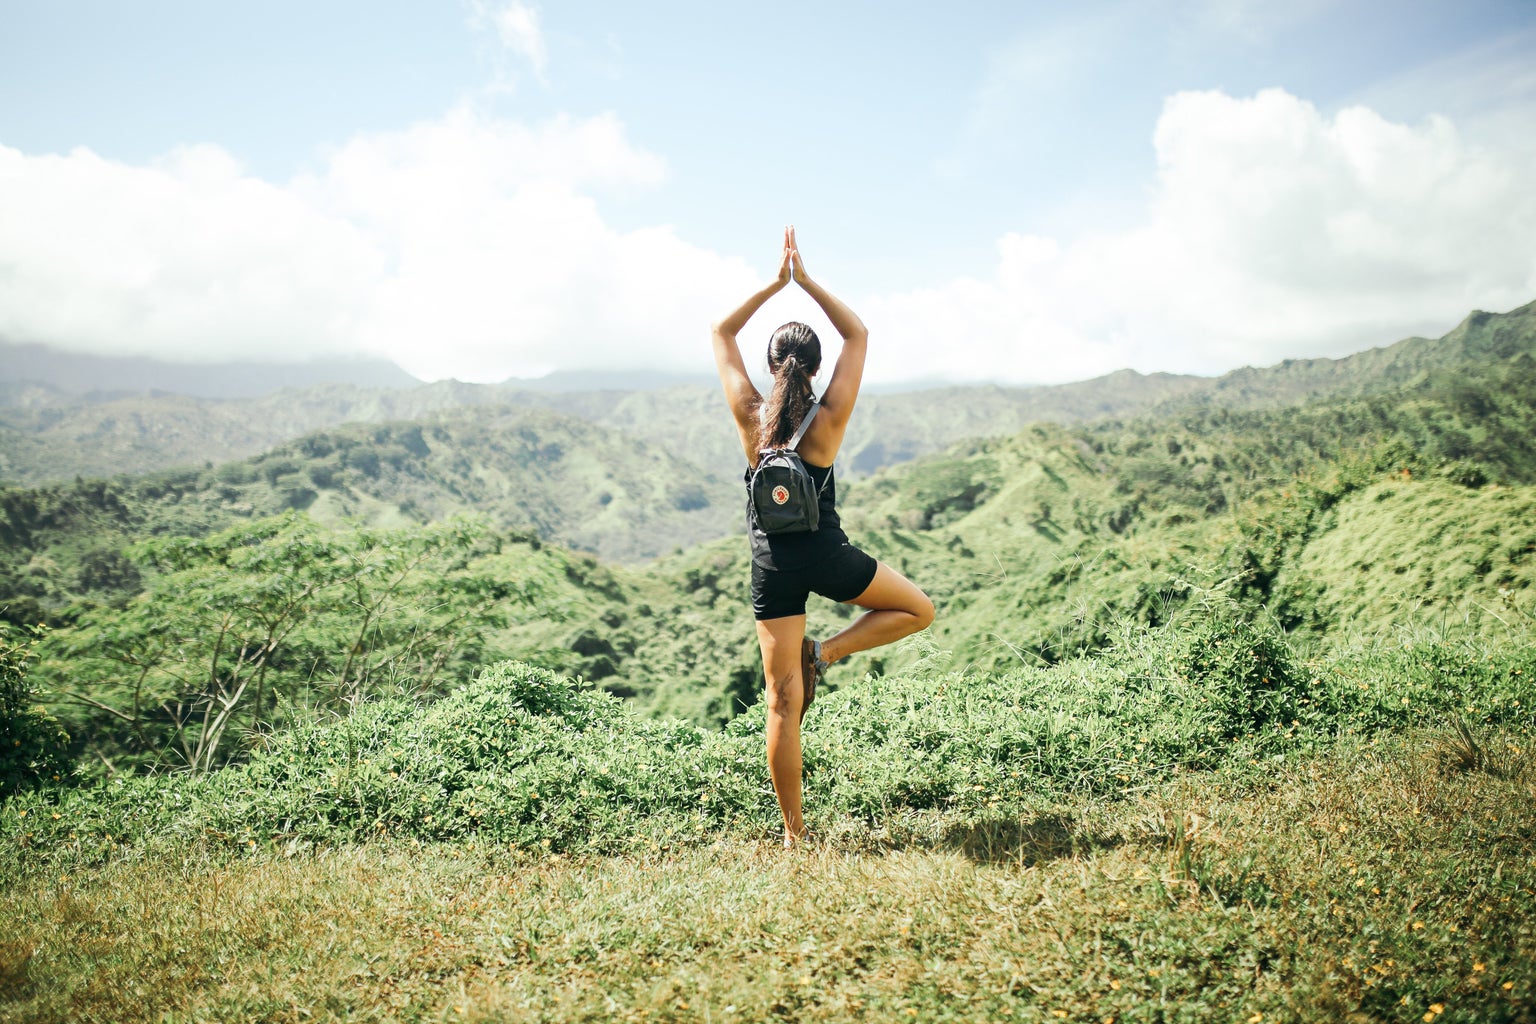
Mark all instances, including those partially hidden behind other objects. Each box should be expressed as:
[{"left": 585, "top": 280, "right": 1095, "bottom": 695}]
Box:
[
  {"left": 1173, "top": 299, "right": 1536, "bottom": 411},
  {"left": 2, "top": 300, "right": 1533, "bottom": 488},
  {"left": 0, "top": 339, "right": 421, "bottom": 398},
  {"left": 0, "top": 405, "right": 737, "bottom": 615},
  {"left": 236, "top": 407, "right": 738, "bottom": 562},
  {"left": 0, "top": 369, "right": 1211, "bottom": 486},
  {"left": 6, "top": 304, "right": 1536, "bottom": 713},
  {"left": 497, "top": 369, "right": 718, "bottom": 391}
]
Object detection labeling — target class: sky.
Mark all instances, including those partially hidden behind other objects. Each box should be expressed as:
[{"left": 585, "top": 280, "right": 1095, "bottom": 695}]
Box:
[{"left": 2, "top": 0, "right": 1534, "bottom": 387}]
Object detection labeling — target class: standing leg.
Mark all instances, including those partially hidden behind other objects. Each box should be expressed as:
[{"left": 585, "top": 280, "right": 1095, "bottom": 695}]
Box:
[
  {"left": 755, "top": 614, "right": 809, "bottom": 846},
  {"left": 818, "top": 561, "right": 934, "bottom": 666}
]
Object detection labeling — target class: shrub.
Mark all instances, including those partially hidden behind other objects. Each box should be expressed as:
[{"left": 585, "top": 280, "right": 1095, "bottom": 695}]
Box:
[
  {"left": 1308, "top": 634, "right": 1536, "bottom": 735},
  {"left": 47, "top": 514, "right": 529, "bottom": 772},
  {"left": 1163, "top": 606, "right": 1302, "bottom": 735},
  {"left": 5, "top": 632, "right": 1531, "bottom": 867},
  {"left": 0, "top": 627, "right": 71, "bottom": 798},
  {"left": 186, "top": 661, "right": 769, "bottom": 852},
  {"left": 214, "top": 462, "right": 257, "bottom": 485}
]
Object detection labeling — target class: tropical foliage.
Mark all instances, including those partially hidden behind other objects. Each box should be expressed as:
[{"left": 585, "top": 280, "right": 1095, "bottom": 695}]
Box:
[
  {"left": 3, "top": 300, "right": 1536, "bottom": 1023},
  {"left": 0, "top": 625, "right": 69, "bottom": 798}
]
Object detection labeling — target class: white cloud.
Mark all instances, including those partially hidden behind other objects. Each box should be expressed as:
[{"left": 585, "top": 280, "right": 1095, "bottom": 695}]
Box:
[
  {"left": 469, "top": 0, "right": 549, "bottom": 84},
  {"left": 499, "top": 3, "right": 548, "bottom": 79},
  {"left": 0, "top": 108, "right": 756, "bottom": 381},
  {"left": 303, "top": 108, "right": 752, "bottom": 380},
  {"left": 867, "top": 88, "right": 1536, "bottom": 384},
  {"left": 0, "top": 142, "right": 383, "bottom": 363},
  {"left": 2, "top": 88, "right": 1531, "bottom": 389}
]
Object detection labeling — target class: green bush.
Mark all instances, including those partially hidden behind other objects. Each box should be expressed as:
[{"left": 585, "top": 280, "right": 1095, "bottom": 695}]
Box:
[
  {"left": 5, "top": 623, "right": 1532, "bottom": 866},
  {"left": 1308, "top": 634, "right": 1536, "bottom": 734},
  {"left": 0, "top": 627, "right": 71, "bottom": 799},
  {"left": 792, "top": 607, "right": 1306, "bottom": 823},
  {"left": 202, "top": 661, "right": 757, "bottom": 851},
  {"left": 44, "top": 514, "right": 530, "bottom": 772},
  {"left": 1164, "top": 606, "right": 1303, "bottom": 735}
]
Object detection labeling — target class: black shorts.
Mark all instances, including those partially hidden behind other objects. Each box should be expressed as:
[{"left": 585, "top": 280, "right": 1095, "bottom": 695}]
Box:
[{"left": 751, "top": 542, "right": 880, "bottom": 620}]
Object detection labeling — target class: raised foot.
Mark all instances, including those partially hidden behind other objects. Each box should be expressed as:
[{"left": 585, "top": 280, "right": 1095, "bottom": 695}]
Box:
[{"left": 799, "top": 638, "right": 827, "bottom": 724}]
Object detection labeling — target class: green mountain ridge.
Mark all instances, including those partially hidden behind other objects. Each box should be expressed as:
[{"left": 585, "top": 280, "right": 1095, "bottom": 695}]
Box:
[
  {"left": 0, "top": 404, "right": 734, "bottom": 620},
  {"left": 6, "top": 299, "right": 1531, "bottom": 487},
  {"left": 4, "top": 298, "right": 1535, "bottom": 753},
  {"left": 0, "top": 369, "right": 1208, "bottom": 486},
  {"left": 462, "top": 306, "right": 1536, "bottom": 721},
  {"left": 1178, "top": 299, "right": 1536, "bottom": 410}
]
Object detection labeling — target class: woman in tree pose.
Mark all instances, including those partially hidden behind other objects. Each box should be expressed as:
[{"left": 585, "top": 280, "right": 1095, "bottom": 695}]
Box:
[{"left": 711, "top": 226, "right": 935, "bottom": 846}]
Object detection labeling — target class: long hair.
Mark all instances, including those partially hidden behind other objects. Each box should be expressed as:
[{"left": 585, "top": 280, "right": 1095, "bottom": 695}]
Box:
[{"left": 759, "top": 322, "right": 822, "bottom": 450}]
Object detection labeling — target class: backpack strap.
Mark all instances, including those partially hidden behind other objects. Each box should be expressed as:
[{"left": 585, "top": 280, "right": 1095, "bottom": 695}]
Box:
[
  {"left": 787, "top": 402, "right": 820, "bottom": 450},
  {"left": 788, "top": 402, "right": 831, "bottom": 499}
]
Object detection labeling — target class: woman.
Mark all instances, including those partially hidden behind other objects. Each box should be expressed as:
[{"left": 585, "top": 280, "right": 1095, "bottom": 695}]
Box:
[{"left": 711, "top": 226, "right": 935, "bottom": 846}]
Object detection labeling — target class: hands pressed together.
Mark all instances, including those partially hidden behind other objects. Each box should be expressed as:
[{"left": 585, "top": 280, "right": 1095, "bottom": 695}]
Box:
[
  {"left": 712, "top": 223, "right": 862, "bottom": 350},
  {"left": 766, "top": 224, "right": 866, "bottom": 347},
  {"left": 776, "top": 225, "right": 808, "bottom": 288}
]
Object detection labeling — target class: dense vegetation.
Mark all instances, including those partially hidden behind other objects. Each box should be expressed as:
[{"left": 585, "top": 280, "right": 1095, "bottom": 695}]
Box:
[
  {"left": 4, "top": 615, "right": 1533, "bottom": 1021},
  {"left": 2, "top": 300, "right": 1534, "bottom": 1022},
  {"left": 0, "top": 364, "right": 1197, "bottom": 487},
  {"left": 3, "top": 303, "right": 1535, "bottom": 755},
  {"left": 8, "top": 601, "right": 1534, "bottom": 857},
  {"left": 0, "top": 404, "right": 734, "bottom": 580}
]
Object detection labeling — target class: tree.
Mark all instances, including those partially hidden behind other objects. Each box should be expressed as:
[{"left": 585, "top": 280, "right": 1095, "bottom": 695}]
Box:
[{"left": 48, "top": 514, "right": 538, "bottom": 772}]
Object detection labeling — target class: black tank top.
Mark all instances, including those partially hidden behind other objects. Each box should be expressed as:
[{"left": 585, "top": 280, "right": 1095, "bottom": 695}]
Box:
[{"left": 745, "top": 461, "right": 848, "bottom": 570}]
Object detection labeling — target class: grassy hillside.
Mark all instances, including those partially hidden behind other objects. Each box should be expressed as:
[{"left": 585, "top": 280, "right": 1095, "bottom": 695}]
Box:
[
  {"left": 0, "top": 370, "right": 1210, "bottom": 486},
  {"left": 6, "top": 302, "right": 1536, "bottom": 739},
  {"left": 5, "top": 305, "right": 1536, "bottom": 1023},
  {"left": 0, "top": 404, "right": 734, "bottom": 623},
  {"left": 248, "top": 408, "right": 736, "bottom": 561},
  {"left": 4, "top": 635, "right": 1533, "bottom": 1022},
  {"left": 622, "top": 338, "right": 1536, "bottom": 717},
  {"left": 6, "top": 748, "right": 1533, "bottom": 1023},
  {"left": 0, "top": 379, "right": 601, "bottom": 485},
  {"left": 1172, "top": 300, "right": 1536, "bottom": 411}
]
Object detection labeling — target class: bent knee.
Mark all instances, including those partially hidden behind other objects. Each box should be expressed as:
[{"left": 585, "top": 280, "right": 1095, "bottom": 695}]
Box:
[{"left": 911, "top": 593, "right": 936, "bottom": 632}]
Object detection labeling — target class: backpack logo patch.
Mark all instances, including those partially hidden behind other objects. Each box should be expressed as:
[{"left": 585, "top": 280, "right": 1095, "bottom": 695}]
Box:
[{"left": 771, "top": 484, "right": 790, "bottom": 505}]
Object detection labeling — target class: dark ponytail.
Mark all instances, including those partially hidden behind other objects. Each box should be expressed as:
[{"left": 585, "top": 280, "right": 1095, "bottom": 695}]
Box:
[{"left": 761, "top": 322, "right": 821, "bottom": 450}]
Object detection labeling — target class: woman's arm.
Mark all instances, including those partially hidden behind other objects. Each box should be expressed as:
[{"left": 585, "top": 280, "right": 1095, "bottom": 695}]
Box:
[
  {"left": 789, "top": 229, "right": 867, "bottom": 433},
  {"left": 711, "top": 229, "right": 795, "bottom": 461}
]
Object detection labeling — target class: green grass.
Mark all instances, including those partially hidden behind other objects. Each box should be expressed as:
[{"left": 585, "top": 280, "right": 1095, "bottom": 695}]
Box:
[
  {"left": 1287, "top": 479, "right": 1536, "bottom": 629},
  {"left": 4, "top": 610, "right": 1535, "bottom": 1022},
  {"left": 2, "top": 729, "right": 1531, "bottom": 1024}
]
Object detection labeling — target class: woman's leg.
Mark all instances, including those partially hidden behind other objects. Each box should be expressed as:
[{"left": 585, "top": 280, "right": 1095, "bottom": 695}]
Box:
[
  {"left": 755, "top": 614, "right": 809, "bottom": 845},
  {"left": 818, "top": 561, "right": 934, "bottom": 665}
]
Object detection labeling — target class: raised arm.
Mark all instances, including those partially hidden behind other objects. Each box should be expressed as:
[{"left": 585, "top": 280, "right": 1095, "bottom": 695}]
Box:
[
  {"left": 789, "top": 228, "right": 868, "bottom": 436},
  {"left": 711, "top": 229, "right": 795, "bottom": 461}
]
